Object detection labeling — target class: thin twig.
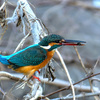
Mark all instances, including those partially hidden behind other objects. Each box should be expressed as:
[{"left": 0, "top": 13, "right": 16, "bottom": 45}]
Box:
[
  {"left": 0, "top": 71, "right": 24, "bottom": 81},
  {"left": 74, "top": 46, "right": 87, "bottom": 73},
  {"left": 13, "top": 32, "right": 31, "bottom": 53},
  {"left": 44, "top": 72, "right": 100, "bottom": 97},
  {"left": 93, "top": 58, "right": 100, "bottom": 71},
  {"left": 74, "top": 46, "right": 100, "bottom": 100},
  {"left": 56, "top": 49, "right": 75, "bottom": 100},
  {"left": 0, "top": 2, "right": 6, "bottom": 11},
  {"left": 91, "top": 78, "right": 100, "bottom": 82},
  {"left": 51, "top": 91, "right": 100, "bottom": 100},
  {"left": 0, "top": 87, "right": 5, "bottom": 95}
]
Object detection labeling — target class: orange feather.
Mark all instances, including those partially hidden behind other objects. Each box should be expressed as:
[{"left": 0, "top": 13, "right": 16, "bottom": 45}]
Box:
[{"left": 15, "top": 50, "right": 55, "bottom": 78}]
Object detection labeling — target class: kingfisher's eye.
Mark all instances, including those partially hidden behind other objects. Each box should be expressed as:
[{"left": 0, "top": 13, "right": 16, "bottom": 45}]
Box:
[{"left": 55, "top": 40, "right": 60, "bottom": 43}]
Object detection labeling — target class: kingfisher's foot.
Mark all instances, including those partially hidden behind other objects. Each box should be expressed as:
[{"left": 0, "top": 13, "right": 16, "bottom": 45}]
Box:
[
  {"left": 37, "top": 70, "right": 40, "bottom": 74},
  {"left": 32, "top": 75, "right": 40, "bottom": 81}
]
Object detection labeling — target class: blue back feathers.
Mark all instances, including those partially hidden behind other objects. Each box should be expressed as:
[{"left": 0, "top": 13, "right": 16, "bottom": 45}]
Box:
[
  {"left": 0, "top": 44, "right": 47, "bottom": 69},
  {"left": 0, "top": 55, "right": 10, "bottom": 65}
]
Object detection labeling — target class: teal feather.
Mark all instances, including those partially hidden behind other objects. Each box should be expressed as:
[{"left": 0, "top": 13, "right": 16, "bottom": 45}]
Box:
[
  {"left": 39, "top": 34, "right": 64, "bottom": 46},
  {"left": 8, "top": 44, "right": 47, "bottom": 69}
]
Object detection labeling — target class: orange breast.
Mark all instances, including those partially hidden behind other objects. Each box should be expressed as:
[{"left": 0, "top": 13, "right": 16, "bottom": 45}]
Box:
[{"left": 15, "top": 50, "right": 55, "bottom": 75}]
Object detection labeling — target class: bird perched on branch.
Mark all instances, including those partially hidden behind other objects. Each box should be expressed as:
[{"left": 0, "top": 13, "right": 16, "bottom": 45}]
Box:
[{"left": 0, "top": 34, "right": 86, "bottom": 81}]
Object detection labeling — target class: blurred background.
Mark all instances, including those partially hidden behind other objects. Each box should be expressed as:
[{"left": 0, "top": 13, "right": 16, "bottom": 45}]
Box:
[{"left": 0, "top": 0, "right": 100, "bottom": 100}]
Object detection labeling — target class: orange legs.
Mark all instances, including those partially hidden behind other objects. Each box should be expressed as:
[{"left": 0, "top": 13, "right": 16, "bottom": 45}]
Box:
[{"left": 32, "top": 75, "right": 40, "bottom": 81}]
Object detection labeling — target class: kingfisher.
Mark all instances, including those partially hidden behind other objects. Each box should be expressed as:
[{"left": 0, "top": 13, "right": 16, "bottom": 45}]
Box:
[{"left": 0, "top": 34, "right": 85, "bottom": 81}]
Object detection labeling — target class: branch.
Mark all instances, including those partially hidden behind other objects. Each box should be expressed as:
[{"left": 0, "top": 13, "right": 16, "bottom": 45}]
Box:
[
  {"left": 51, "top": 91, "right": 100, "bottom": 100},
  {"left": 67, "top": 1, "right": 100, "bottom": 11},
  {"left": 0, "top": 2, "right": 6, "bottom": 11},
  {"left": 56, "top": 50, "right": 75, "bottom": 100},
  {"left": 44, "top": 72, "right": 100, "bottom": 97},
  {"left": 74, "top": 46, "right": 100, "bottom": 100},
  {"left": 13, "top": 31, "right": 31, "bottom": 53},
  {"left": 0, "top": 71, "right": 99, "bottom": 92},
  {"left": 40, "top": 77, "right": 99, "bottom": 92},
  {"left": 74, "top": 47, "right": 87, "bottom": 73},
  {"left": 0, "top": 71, "right": 24, "bottom": 81}
]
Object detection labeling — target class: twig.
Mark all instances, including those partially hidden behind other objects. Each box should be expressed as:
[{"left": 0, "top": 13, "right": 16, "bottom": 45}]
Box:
[
  {"left": 56, "top": 49, "right": 75, "bottom": 100},
  {"left": 88, "top": 57, "right": 100, "bottom": 76},
  {"left": 44, "top": 72, "right": 100, "bottom": 97},
  {"left": 0, "top": 71, "right": 24, "bottom": 81},
  {"left": 91, "top": 78, "right": 100, "bottom": 82},
  {"left": 51, "top": 91, "right": 100, "bottom": 100},
  {"left": 0, "top": 2, "right": 6, "bottom": 11},
  {"left": 13, "top": 32, "right": 31, "bottom": 53},
  {"left": 74, "top": 46, "right": 87, "bottom": 73},
  {"left": 0, "top": 87, "right": 5, "bottom": 95},
  {"left": 40, "top": 77, "right": 99, "bottom": 92},
  {"left": 74, "top": 46, "right": 100, "bottom": 100},
  {"left": 93, "top": 58, "right": 100, "bottom": 71}
]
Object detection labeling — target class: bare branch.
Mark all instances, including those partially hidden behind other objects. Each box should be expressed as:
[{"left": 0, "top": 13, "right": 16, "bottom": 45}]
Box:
[
  {"left": 74, "top": 46, "right": 87, "bottom": 73},
  {"left": 67, "top": 1, "right": 100, "bottom": 11},
  {"left": 44, "top": 72, "right": 100, "bottom": 98},
  {"left": 0, "top": 87, "right": 5, "bottom": 95},
  {"left": 91, "top": 77, "right": 100, "bottom": 82},
  {"left": 51, "top": 91, "right": 100, "bottom": 100},
  {"left": 0, "top": 71, "right": 99, "bottom": 92},
  {"left": 56, "top": 50, "right": 76, "bottom": 100},
  {"left": 74, "top": 46, "right": 100, "bottom": 100},
  {"left": 13, "top": 32, "right": 31, "bottom": 53},
  {"left": 0, "top": 2, "right": 6, "bottom": 11}
]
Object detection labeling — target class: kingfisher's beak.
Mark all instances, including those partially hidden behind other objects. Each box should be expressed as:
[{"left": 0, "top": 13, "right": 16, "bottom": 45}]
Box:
[{"left": 59, "top": 39, "right": 86, "bottom": 46}]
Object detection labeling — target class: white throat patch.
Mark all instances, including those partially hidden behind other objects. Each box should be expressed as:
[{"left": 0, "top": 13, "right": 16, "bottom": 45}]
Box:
[{"left": 40, "top": 45, "right": 51, "bottom": 49}]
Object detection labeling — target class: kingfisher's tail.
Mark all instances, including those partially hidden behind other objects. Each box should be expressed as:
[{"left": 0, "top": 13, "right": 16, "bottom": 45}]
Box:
[{"left": 0, "top": 55, "right": 10, "bottom": 65}]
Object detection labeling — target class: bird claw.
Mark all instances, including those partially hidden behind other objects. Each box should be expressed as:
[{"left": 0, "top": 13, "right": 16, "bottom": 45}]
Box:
[{"left": 32, "top": 75, "right": 41, "bottom": 81}]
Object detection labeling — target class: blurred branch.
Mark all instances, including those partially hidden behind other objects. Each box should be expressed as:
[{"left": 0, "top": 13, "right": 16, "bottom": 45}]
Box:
[
  {"left": 0, "top": 71, "right": 100, "bottom": 99},
  {"left": 0, "top": 71, "right": 99, "bottom": 92},
  {"left": 13, "top": 31, "right": 31, "bottom": 53},
  {"left": 74, "top": 46, "right": 100, "bottom": 100},
  {"left": 91, "top": 77, "right": 100, "bottom": 82},
  {"left": 41, "top": 77, "right": 99, "bottom": 92},
  {"left": 44, "top": 72, "right": 100, "bottom": 98},
  {"left": 67, "top": 1, "right": 100, "bottom": 11},
  {"left": 0, "top": 71, "right": 24, "bottom": 81},
  {"left": 51, "top": 91, "right": 100, "bottom": 100},
  {"left": 0, "top": 2, "right": 6, "bottom": 11},
  {"left": 0, "top": 86, "right": 5, "bottom": 95},
  {"left": 93, "top": 58, "right": 100, "bottom": 71},
  {"left": 74, "top": 46, "right": 87, "bottom": 73}
]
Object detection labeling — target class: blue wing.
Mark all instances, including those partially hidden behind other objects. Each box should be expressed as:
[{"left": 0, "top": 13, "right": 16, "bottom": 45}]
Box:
[{"left": 8, "top": 45, "right": 47, "bottom": 69}]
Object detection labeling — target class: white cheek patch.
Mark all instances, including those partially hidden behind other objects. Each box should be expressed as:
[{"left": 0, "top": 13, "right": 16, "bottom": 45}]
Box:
[{"left": 40, "top": 45, "right": 51, "bottom": 49}]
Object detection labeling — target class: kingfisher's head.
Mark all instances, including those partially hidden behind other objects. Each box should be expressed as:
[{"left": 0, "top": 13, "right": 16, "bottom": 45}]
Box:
[{"left": 39, "top": 34, "right": 86, "bottom": 51}]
